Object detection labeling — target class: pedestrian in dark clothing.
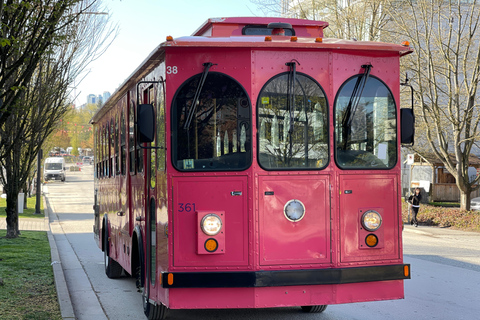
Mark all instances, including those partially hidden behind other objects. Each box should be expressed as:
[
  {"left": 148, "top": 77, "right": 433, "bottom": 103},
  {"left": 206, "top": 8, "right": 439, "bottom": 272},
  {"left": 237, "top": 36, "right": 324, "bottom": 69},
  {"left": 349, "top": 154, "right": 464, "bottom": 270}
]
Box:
[{"left": 408, "top": 188, "right": 422, "bottom": 227}]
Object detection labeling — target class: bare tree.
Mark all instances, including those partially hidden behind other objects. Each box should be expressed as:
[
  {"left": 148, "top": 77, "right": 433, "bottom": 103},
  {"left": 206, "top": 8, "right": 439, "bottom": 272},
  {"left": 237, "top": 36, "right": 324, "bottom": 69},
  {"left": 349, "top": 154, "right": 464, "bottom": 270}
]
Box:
[
  {"left": 384, "top": 0, "right": 480, "bottom": 210},
  {"left": 0, "top": 0, "right": 116, "bottom": 238},
  {"left": 251, "top": 0, "right": 391, "bottom": 41}
]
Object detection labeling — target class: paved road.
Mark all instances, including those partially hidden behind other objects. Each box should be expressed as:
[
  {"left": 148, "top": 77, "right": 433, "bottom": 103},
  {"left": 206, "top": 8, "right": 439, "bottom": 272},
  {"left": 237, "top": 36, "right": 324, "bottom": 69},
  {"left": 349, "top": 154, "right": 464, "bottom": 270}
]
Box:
[{"left": 42, "top": 166, "right": 480, "bottom": 320}]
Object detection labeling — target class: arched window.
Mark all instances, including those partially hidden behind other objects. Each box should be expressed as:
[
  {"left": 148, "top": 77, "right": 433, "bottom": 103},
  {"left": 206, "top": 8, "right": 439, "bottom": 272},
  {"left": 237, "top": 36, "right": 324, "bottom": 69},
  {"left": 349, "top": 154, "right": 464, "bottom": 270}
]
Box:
[
  {"left": 335, "top": 76, "right": 397, "bottom": 169},
  {"left": 257, "top": 72, "right": 328, "bottom": 170},
  {"left": 172, "top": 72, "right": 251, "bottom": 171}
]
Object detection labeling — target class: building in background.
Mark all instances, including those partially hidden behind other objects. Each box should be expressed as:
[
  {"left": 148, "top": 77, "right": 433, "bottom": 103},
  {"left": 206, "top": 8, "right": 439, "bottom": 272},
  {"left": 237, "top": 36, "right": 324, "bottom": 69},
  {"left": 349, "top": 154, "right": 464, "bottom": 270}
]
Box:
[
  {"left": 103, "top": 91, "right": 111, "bottom": 104},
  {"left": 87, "top": 91, "right": 110, "bottom": 105},
  {"left": 87, "top": 94, "right": 97, "bottom": 105},
  {"left": 86, "top": 91, "right": 111, "bottom": 107}
]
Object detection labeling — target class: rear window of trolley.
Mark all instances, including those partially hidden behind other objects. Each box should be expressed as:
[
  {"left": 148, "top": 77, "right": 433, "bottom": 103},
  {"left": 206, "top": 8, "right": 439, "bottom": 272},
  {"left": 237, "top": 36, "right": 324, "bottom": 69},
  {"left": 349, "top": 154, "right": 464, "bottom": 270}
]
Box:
[
  {"left": 334, "top": 75, "right": 397, "bottom": 169},
  {"left": 172, "top": 72, "right": 252, "bottom": 171}
]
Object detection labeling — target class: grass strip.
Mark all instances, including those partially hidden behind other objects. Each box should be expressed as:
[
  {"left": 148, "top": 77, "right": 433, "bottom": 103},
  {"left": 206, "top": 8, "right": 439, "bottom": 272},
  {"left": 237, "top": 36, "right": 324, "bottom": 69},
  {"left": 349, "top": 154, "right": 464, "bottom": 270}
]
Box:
[
  {"left": 0, "top": 231, "right": 61, "bottom": 320},
  {"left": 0, "top": 196, "right": 44, "bottom": 219}
]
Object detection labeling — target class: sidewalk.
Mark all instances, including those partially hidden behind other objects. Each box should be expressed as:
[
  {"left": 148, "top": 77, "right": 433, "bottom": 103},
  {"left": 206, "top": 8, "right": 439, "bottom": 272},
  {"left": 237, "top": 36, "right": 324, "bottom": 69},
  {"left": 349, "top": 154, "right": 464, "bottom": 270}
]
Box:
[{"left": 0, "top": 216, "right": 49, "bottom": 231}]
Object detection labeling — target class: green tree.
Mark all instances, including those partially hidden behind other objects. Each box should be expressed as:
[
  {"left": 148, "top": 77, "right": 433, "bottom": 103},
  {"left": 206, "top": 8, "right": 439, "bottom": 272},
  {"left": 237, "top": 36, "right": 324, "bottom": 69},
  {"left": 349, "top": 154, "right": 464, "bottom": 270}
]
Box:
[{"left": 0, "top": 0, "right": 115, "bottom": 238}]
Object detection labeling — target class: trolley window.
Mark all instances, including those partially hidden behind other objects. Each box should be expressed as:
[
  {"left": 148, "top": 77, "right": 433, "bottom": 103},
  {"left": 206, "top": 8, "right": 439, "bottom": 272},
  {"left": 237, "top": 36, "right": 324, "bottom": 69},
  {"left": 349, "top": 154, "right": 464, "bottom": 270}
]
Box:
[
  {"left": 172, "top": 72, "right": 251, "bottom": 171},
  {"left": 335, "top": 75, "right": 397, "bottom": 169},
  {"left": 243, "top": 25, "right": 294, "bottom": 36},
  {"left": 257, "top": 73, "right": 328, "bottom": 170}
]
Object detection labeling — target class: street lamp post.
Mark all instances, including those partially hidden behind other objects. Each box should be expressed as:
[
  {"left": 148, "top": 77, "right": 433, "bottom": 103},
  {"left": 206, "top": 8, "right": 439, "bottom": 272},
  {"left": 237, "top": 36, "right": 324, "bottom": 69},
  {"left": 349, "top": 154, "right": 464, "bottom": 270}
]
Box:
[{"left": 34, "top": 148, "right": 42, "bottom": 214}]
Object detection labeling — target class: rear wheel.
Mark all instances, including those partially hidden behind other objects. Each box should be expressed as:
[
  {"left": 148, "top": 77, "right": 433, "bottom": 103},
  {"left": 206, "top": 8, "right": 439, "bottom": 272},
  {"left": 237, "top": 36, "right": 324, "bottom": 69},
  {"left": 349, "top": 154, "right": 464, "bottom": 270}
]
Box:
[
  {"left": 103, "top": 227, "right": 123, "bottom": 278},
  {"left": 143, "top": 291, "right": 168, "bottom": 320},
  {"left": 136, "top": 258, "right": 168, "bottom": 319},
  {"left": 301, "top": 305, "right": 327, "bottom": 313}
]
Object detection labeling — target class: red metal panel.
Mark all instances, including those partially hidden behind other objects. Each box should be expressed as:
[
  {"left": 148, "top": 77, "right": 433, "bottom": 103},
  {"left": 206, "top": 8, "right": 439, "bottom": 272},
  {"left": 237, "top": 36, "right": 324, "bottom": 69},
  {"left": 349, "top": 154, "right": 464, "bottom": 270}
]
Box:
[
  {"left": 167, "top": 280, "right": 404, "bottom": 309},
  {"left": 172, "top": 176, "right": 249, "bottom": 268},
  {"left": 192, "top": 17, "right": 328, "bottom": 37},
  {"left": 339, "top": 174, "right": 400, "bottom": 263},
  {"left": 258, "top": 175, "right": 330, "bottom": 266}
]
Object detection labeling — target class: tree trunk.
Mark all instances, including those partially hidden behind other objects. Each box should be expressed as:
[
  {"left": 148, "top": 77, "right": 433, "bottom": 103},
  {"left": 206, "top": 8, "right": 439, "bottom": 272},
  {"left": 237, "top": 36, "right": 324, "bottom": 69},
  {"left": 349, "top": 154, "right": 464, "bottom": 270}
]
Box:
[
  {"left": 460, "top": 190, "right": 471, "bottom": 211},
  {"left": 5, "top": 205, "right": 19, "bottom": 238}
]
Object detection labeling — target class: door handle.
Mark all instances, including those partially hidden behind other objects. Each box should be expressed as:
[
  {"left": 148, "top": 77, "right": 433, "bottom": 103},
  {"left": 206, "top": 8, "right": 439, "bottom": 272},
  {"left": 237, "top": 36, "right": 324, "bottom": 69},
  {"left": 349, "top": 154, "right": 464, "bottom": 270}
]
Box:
[{"left": 231, "top": 191, "right": 242, "bottom": 196}]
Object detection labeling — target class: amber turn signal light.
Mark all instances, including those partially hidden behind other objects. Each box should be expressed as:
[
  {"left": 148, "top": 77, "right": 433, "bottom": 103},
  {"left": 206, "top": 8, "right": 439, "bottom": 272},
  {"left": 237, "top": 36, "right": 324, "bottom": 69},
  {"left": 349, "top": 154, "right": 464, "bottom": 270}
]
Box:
[
  {"left": 205, "top": 238, "right": 218, "bottom": 252},
  {"left": 365, "top": 234, "right": 378, "bottom": 247}
]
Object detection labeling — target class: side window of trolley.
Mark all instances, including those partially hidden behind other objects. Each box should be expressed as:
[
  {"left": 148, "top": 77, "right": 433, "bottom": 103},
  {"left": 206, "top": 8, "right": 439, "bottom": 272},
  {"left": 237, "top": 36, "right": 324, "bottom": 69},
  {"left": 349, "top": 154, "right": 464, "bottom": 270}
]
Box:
[
  {"left": 95, "top": 127, "right": 100, "bottom": 178},
  {"left": 144, "top": 85, "right": 156, "bottom": 188},
  {"left": 257, "top": 72, "right": 329, "bottom": 170},
  {"left": 157, "top": 81, "right": 166, "bottom": 172},
  {"left": 110, "top": 118, "right": 115, "bottom": 177},
  {"left": 129, "top": 100, "right": 136, "bottom": 174},
  {"left": 115, "top": 115, "right": 120, "bottom": 175},
  {"left": 104, "top": 124, "right": 109, "bottom": 177},
  {"left": 335, "top": 75, "right": 397, "bottom": 169},
  {"left": 121, "top": 110, "right": 126, "bottom": 175},
  {"left": 102, "top": 125, "right": 106, "bottom": 177},
  {"left": 172, "top": 72, "right": 252, "bottom": 171}
]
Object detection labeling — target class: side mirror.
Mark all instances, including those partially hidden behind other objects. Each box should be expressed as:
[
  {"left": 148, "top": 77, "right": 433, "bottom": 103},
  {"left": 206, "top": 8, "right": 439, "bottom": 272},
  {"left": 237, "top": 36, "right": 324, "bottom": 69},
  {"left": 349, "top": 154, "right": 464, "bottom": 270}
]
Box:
[
  {"left": 401, "top": 108, "right": 415, "bottom": 146},
  {"left": 137, "top": 104, "right": 155, "bottom": 143}
]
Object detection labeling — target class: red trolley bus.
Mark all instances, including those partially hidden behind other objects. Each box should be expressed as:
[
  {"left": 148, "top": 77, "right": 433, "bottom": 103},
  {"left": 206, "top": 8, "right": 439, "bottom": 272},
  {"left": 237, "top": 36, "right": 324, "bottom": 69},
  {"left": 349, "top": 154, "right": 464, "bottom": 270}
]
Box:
[{"left": 92, "top": 17, "right": 413, "bottom": 319}]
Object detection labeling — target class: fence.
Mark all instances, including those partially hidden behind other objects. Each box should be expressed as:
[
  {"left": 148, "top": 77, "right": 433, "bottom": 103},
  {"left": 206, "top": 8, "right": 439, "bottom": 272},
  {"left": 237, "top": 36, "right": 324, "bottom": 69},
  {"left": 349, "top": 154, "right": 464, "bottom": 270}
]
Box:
[{"left": 431, "top": 183, "right": 480, "bottom": 202}]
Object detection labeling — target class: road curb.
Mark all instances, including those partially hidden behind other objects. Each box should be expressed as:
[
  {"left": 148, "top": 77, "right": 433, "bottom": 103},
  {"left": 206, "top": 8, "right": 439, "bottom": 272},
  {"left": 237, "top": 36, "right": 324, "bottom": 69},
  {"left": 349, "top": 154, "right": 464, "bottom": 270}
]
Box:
[{"left": 44, "top": 196, "right": 76, "bottom": 319}]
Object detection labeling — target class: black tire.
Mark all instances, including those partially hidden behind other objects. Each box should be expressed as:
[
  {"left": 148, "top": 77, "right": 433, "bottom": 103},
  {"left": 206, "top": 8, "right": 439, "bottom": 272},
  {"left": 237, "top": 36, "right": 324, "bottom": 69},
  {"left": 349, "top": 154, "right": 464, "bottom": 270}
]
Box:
[
  {"left": 143, "top": 291, "right": 168, "bottom": 320},
  {"left": 301, "top": 305, "right": 327, "bottom": 313},
  {"left": 136, "top": 259, "right": 168, "bottom": 319},
  {"left": 104, "top": 228, "right": 123, "bottom": 278}
]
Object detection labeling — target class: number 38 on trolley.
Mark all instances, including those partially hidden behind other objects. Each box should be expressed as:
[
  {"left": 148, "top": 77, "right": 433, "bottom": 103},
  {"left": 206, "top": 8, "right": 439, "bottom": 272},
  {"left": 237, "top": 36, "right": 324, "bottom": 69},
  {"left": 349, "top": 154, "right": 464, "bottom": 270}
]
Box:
[{"left": 92, "top": 17, "right": 414, "bottom": 319}]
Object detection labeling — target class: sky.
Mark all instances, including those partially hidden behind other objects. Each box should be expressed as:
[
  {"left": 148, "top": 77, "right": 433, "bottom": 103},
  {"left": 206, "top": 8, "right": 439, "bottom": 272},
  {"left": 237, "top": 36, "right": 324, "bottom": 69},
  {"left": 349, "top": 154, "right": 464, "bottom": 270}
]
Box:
[{"left": 73, "top": 0, "right": 268, "bottom": 106}]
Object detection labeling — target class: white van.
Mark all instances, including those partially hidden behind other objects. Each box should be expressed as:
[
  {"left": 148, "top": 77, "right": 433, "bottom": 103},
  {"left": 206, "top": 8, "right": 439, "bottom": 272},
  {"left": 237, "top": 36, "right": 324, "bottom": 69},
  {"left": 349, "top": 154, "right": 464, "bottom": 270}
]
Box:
[{"left": 43, "top": 157, "right": 66, "bottom": 182}]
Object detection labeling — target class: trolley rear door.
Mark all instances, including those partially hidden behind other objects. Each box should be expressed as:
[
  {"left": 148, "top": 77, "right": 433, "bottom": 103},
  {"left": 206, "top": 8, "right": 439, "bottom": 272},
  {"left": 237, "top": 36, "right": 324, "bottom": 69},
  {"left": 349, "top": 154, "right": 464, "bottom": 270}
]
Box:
[{"left": 258, "top": 174, "right": 331, "bottom": 266}]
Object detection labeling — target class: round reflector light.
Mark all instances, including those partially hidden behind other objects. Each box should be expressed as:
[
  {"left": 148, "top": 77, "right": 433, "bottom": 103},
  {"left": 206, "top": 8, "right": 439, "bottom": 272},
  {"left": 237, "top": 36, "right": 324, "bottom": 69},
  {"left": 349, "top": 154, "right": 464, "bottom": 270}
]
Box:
[
  {"left": 361, "top": 210, "right": 382, "bottom": 231},
  {"left": 204, "top": 238, "right": 218, "bottom": 252},
  {"left": 365, "top": 234, "right": 379, "bottom": 247},
  {"left": 284, "top": 199, "right": 306, "bottom": 222},
  {"left": 201, "top": 214, "right": 222, "bottom": 236}
]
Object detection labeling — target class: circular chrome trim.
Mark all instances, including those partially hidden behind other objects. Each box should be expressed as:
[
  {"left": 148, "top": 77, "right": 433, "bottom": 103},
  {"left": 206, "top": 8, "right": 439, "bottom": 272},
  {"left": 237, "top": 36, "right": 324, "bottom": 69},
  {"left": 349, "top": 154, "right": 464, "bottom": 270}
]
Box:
[
  {"left": 283, "top": 199, "right": 306, "bottom": 222},
  {"left": 361, "top": 210, "right": 382, "bottom": 231},
  {"left": 200, "top": 214, "right": 222, "bottom": 236}
]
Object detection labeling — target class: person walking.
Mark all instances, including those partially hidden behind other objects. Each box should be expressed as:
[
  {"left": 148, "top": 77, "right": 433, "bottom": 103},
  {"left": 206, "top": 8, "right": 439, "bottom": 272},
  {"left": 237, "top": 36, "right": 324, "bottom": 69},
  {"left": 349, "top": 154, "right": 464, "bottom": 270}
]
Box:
[{"left": 408, "top": 187, "right": 422, "bottom": 227}]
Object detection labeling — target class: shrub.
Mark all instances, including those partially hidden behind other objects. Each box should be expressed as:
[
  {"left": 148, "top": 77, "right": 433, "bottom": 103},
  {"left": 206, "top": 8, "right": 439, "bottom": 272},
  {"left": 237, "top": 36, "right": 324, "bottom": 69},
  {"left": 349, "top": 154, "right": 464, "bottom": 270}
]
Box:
[{"left": 402, "top": 202, "right": 480, "bottom": 232}]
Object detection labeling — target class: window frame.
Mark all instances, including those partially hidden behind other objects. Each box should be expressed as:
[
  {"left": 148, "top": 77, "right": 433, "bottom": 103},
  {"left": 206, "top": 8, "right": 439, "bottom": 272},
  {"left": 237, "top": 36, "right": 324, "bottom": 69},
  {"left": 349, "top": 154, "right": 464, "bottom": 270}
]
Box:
[
  {"left": 333, "top": 74, "right": 398, "bottom": 170},
  {"left": 171, "top": 71, "right": 252, "bottom": 172},
  {"left": 256, "top": 71, "right": 330, "bottom": 171}
]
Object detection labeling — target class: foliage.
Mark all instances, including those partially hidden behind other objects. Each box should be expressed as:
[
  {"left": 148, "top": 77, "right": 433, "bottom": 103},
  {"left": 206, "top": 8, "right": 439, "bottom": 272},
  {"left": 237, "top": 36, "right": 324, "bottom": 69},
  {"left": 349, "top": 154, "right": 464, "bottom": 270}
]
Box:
[
  {"left": 402, "top": 202, "right": 480, "bottom": 232},
  {"left": 0, "top": 231, "right": 61, "bottom": 320},
  {"left": 0, "top": 0, "right": 115, "bottom": 238},
  {"left": 0, "top": 0, "right": 82, "bottom": 130}
]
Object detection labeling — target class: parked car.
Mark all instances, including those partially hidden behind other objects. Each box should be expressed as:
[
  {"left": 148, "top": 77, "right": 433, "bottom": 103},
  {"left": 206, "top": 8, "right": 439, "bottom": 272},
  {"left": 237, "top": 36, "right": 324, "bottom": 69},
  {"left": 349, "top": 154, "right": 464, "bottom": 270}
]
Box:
[
  {"left": 44, "top": 157, "right": 66, "bottom": 182},
  {"left": 471, "top": 197, "right": 480, "bottom": 210},
  {"left": 82, "top": 156, "right": 93, "bottom": 165}
]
